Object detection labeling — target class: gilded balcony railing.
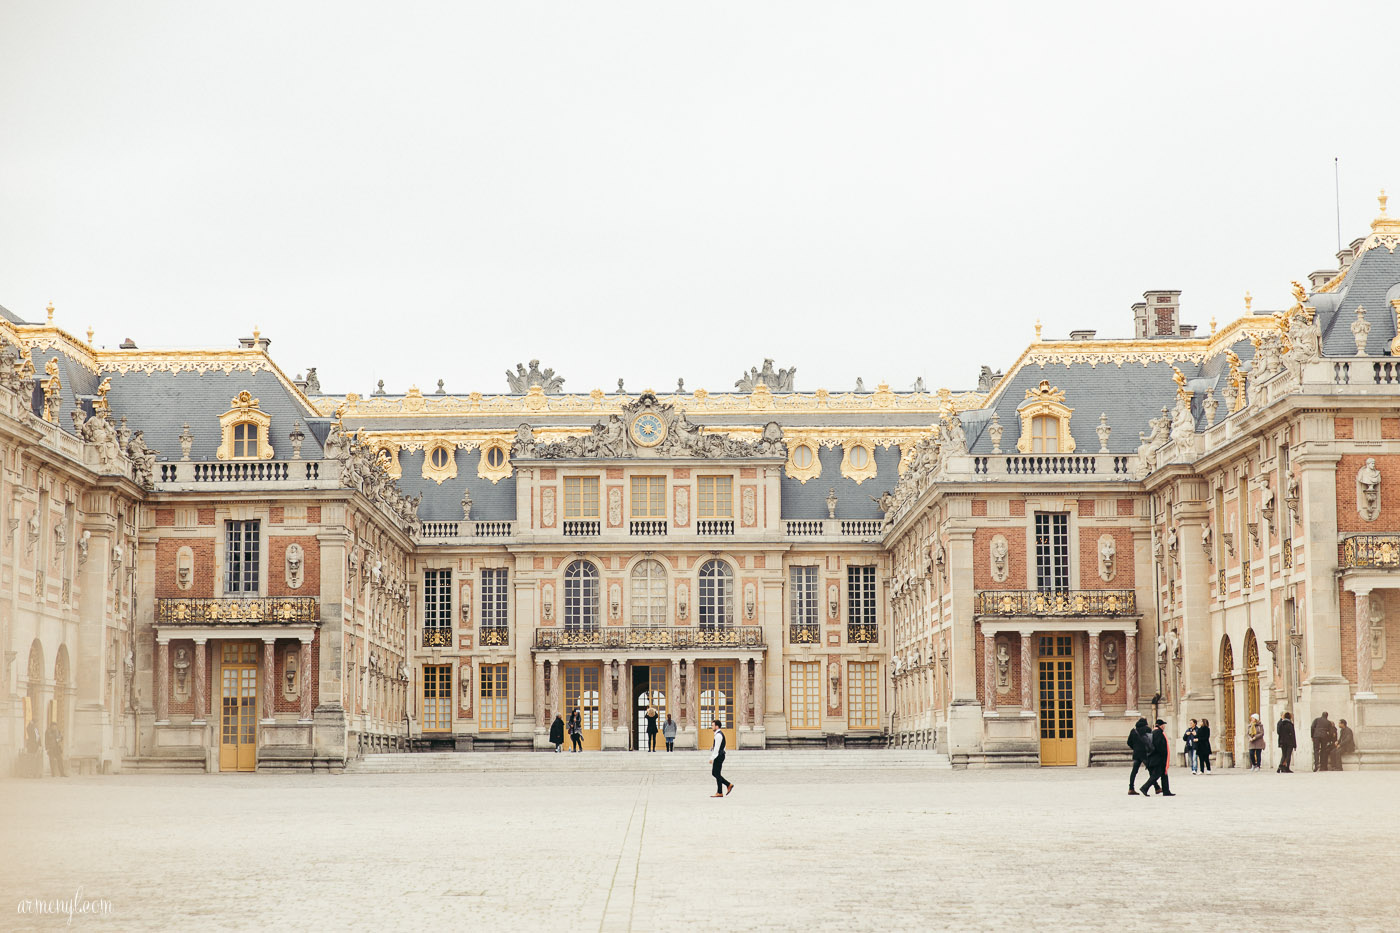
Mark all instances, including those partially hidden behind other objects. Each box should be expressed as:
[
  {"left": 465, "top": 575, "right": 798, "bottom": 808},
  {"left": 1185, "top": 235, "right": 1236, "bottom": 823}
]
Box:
[
  {"left": 790, "top": 622, "right": 822, "bottom": 645},
  {"left": 973, "top": 589, "right": 1136, "bottom": 617},
  {"left": 156, "top": 596, "right": 319, "bottom": 625},
  {"left": 478, "top": 626, "right": 510, "bottom": 647},
  {"left": 534, "top": 625, "right": 765, "bottom": 650},
  {"left": 847, "top": 622, "right": 879, "bottom": 644},
  {"left": 1340, "top": 534, "right": 1400, "bottom": 570},
  {"left": 422, "top": 627, "right": 453, "bottom": 648}
]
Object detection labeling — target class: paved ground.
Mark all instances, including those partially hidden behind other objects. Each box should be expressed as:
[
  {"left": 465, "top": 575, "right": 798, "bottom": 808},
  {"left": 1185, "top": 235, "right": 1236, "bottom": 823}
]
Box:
[{"left": 1, "top": 760, "right": 1397, "bottom": 932}]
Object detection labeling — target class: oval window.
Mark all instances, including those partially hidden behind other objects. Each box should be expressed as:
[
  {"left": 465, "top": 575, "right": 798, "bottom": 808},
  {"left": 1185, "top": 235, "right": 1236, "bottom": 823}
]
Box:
[
  {"left": 430, "top": 447, "right": 450, "bottom": 469},
  {"left": 485, "top": 446, "right": 505, "bottom": 469},
  {"left": 792, "top": 445, "right": 814, "bottom": 469},
  {"left": 849, "top": 445, "right": 870, "bottom": 469}
]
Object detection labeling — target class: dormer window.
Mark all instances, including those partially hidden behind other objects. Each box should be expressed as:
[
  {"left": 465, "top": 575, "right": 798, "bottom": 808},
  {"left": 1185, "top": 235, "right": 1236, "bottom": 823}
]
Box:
[
  {"left": 233, "top": 422, "right": 260, "bottom": 458},
  {"left": 1016, "top": 381, "right": 1075, "bottom": 455},
  {"left": 216, "top": 391, "right": 275, "bottom": 460},
  {"left": 1030, "top": 415, "right": 1059, "bottom": 453}
]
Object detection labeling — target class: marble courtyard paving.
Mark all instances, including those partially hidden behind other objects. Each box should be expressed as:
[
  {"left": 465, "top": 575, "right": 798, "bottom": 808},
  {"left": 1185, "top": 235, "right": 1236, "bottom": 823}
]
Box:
[{"left": 2, "top": 756, "right": 1397, "bottom": 932}]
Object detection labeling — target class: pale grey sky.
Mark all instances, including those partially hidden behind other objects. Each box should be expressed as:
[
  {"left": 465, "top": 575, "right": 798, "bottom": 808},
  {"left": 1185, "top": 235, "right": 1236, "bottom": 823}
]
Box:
[{"left": 2, "top": 2, "right": 1396, "bottom": 397}]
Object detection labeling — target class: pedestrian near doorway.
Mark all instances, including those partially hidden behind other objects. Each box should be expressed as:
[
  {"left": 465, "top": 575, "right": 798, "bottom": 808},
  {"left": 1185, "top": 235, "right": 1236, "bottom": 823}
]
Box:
[
  {"left": 709, "top": 719, "right": 733, "bottom": 798},
  {"left": 1311, "top": 711, "right": 1336, "bottom": 771},
  {"left": 549, "top": 713, "right": 565, "bottom": 753},
  {"left": 1335, "top": 719, "right": 1356, "bottom": 770},
  {"left": 1140, "top": 719, "right": 1175, "bottom": 797},
  {"left": 44, "top": 721, "right": 67, "bottom": 777},
  {"left": 1182, "top": 719, "right": 1198, "bottom": 773},
  {"left": 645, "top": 705, "right": 660, "bottom": 752},
  {"left": 1196, "top": 718, "right": 1213, "bottom": 774},
  {"left": 569, "top": 708, "right": 584, "bottom": 753},
  {"left": 1127, "top": 717, "right": 1151, "bottom": 795},
  {"left": 662, "top": 714, "right": 677, "bottom": 752},
  {"left": 1276, "top": 712, "right": 1296, "bottom": 773},
  {"left": 1246, "top": 713, "right": 1266, "bottom": 771}
]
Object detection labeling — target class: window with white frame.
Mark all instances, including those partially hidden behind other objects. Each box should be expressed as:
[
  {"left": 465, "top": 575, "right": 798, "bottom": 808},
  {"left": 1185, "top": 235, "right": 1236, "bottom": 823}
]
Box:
[
  {"left": 225, "top": 520, "right": 260, "bottom": 594},
  {"left": 564, "top": 560, "right": 600, "bottom": 631},
  {"left": 630, "top": 559, "right": 668, "bottom": 626},
  {"left": 698, "top": 559, "right": 734, "bottom": 630}
]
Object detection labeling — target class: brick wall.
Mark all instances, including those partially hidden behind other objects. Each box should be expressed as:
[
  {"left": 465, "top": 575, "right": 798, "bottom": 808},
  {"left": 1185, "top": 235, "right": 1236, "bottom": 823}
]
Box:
[
  {"left": 155, "top": 537, "right": 216, "bottom": 598},
  {"left": 1337, "top": 454, "right": 1400, "bottom": 532},
  {"left": 1077, "top": 527, "right": 1135, "bottom": 589},
  {"left": 974, "top": 526, "right": 1028, "bottom": 589},
  {"left": 268, "top": 536, "right": 320, "bottom": 597}
]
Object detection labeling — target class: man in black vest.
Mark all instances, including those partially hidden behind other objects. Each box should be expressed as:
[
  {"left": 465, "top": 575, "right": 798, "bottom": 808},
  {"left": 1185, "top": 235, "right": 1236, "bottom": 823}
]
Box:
[
  {"left": 1140, "top": 719, "right": 1175, "bottom": 797},
  {"left": 709, "top": 720, "right": 734, "bottom": 798}
]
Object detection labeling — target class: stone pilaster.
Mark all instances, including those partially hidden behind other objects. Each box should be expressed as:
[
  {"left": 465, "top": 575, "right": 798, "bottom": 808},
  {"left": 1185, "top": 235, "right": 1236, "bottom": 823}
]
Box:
[
  {"left": 1019, "top": 628, "right": 1035, "bottom": 714},
  {"left": 982, "top": 630, "right": 996, "bottom": 712},
  {"left": 299, "top": 638, "right": 313, "bottom": 721},
  {"left": 1087, "top": 630, "right": 1102, "bottom": 716},
  {"left": 1125, "top": 630, "right": 1140, "bottom": 715},
  {"left": 193, "top": 639, "right": 207, "bottom": 724},
  {"left": 155, "top": 638, "right": 169, "bottom": 723},
  {"left": 261, "top": 638, "right": 276, "bottom": 722},
  {"left": 1354, "top": 589, "right": 1376, "bottom": 699}
]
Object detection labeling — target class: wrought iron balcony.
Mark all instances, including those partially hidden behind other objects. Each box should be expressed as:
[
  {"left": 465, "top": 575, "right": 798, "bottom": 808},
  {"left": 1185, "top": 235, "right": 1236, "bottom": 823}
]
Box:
[
  {"left": 478, "top": 626, "right": 510, "bottom": 647},
  {"left": 847, "top": 622, "right": 879, "bottom": 644},
  {"left": 156, "top": 596, "right": 319, "bottom": 625},
  {"left": 790, "top": 622, "right": 822, "bottom": 645},
  {"left": 534, "top": 625, "right": 765, "bottom": 651},
  {"left": 973, "top": 589, "right": 1136, "bottom": 617},
  {"left": 422, "top": 627, "right": 453, "bottom": 648},
  {"left": 1340, "top": 534, "right": 1400, "bottom": 570}
]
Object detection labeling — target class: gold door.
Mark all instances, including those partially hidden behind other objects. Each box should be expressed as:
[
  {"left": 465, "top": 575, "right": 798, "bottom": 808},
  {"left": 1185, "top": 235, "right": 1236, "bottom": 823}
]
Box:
[
  {"left": 1037, "top": 635, "right": 1075, "bottom": 767},
  {"left": 563, "top": 663, "right": 602, "bottom": 750},
  {"left": 219, "top": 642, "right": 259, "bottom": 772},
  {"left": 698, "top": 663, "right": 736, "bottom": 749}
]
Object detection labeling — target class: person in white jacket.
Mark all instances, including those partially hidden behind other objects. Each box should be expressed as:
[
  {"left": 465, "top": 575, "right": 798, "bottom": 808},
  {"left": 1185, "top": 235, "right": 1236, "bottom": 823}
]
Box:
[{"left": 709, "top": 720, "right": 734, "bottom": 798}]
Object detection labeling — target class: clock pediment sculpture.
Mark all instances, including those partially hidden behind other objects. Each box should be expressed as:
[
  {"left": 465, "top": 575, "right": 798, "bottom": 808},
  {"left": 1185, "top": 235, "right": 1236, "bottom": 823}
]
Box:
[{"left": 512, "top": 391, "right": 785, "bottom": 460}]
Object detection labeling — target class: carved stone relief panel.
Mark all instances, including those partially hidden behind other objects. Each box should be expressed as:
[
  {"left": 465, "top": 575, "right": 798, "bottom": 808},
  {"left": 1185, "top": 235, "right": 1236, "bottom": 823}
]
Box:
[
  {"left": 541, "top": 583, "right": 554, "bottom": 622},
  {"left": 176, "top": 545, "right": 194, "bottom": 591},
  {"left": 989, "top": 534, "right": 1009, "bottom": 583},
  {"left": 1097, "top": 534, "right": 1117, "bottom": 583},
  {"left": 541, "top": 487, "right": 556, "bottom": 528},
  {"left": 608, "top": 487, "right": 623, "bottom": 527},
  {"left": 994, "top": 637, "right": 1012, "bottom": 695},
  {"left": 741, "top": 486, "right": 757, "bottom": 527},
  {"left": 674, "top": 485, "right": 690, "bottom": 527},
  {"left": 285, "top": 542, "right": 305, "bottom": 590}
]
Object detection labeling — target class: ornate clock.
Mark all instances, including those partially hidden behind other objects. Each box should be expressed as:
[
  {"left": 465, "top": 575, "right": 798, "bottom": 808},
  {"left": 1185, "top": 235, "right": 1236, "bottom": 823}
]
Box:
[{"left": 630, "top": 412, "right": 667, "bottom": 447}]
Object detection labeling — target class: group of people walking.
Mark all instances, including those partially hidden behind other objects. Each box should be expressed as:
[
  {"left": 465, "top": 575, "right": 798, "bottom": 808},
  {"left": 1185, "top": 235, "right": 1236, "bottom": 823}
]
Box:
[
  {"left": 545, "top": 708, "right": 679, "bottom": 754},
  {"left": 1132, "top": 710, "right": 1358, "bottom": 790}
]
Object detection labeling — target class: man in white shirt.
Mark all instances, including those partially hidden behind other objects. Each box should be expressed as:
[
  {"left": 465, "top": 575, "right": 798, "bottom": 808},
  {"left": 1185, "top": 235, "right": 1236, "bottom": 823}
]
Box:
[{"left": 709, "top": 719, "right": 734, "bottom": 797}]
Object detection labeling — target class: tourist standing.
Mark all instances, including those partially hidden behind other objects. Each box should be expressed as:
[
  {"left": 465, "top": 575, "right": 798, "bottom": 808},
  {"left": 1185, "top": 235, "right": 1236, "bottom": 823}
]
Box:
[
  {"left": 1311, "top": 711, "right": 1336, "bottom": 771},
  {"left": 709, "top": 720, "right": 733, "bottom": 798},
  {"left": 662, "top": 714, "right": 677, "bottom": 752},
  {"left": 1182, "top": 719, "right": 1198, "bottom": 774},
  {"left": 1335, "top": 719, "right": 1356, "bottom": 770},
  {"left": 1140, "top": 719, "right": 1174, "bottom": 797},
  {"left": 549, "top": 713, "right": 565, "bottom": 753},
  {"left": 44, "top": 720, "right": 66, "bottom": 777},
  {"left": 1127, "top": 717, "right": 1152, "bottom": 794},
  {"left": 569, "top": 708, "right": 584, "bottom": 753},
  {"left": 645, "top": 705, "right": 660, "bottom": 752},
  {"left": 1276, "top": 712, "right": 1296, "bottom": 773},
  {"left": 1246, "top": 713, "right": 1266, "bottom": 771},
  {"left": 1196, "top": 718, "right": 1213, "bottom": 773}
]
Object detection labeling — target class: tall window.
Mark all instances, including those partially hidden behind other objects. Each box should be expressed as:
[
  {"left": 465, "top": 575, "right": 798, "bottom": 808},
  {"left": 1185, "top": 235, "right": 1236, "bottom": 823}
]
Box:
[
  {"left": 232, "top": 422, "right": 260, "bottom": 459},
  {"left": 564, "top": 561, "right": 599, "bottom": 632},
  {"left": 1030, "top": 415, "right": 1059, "bottom": 453},
  {"left": 1034, "top": 513, "right": 1069, "bottom": 592},
  {"left": 422, "top": 665, "right": 452, "bottom": 732},
  {"left": 848, "top": 661, "right": 880, "bottom": 729},
  {"left": 789, "top": 661, "right": 821, "bottom": 729},
  {"left": 698, "top": 559, "right": 734, "bottom": 630},
  {"left": 698, "top": 476, "right": 733, "bottom": 518},
  {"left": 847, "top": 565, "right": 877, "bottom": 643},
  {"left": 424, "top": 568, "right": 452, "bottom": 631},
  {"left": 564, "top": 476, "right": 600, "bottom": 519},
  {"left": 630, "top": 559, "right": 668, "bottom": 626},
  {"left": 630, "top": 476, "right": 665, "bottom": 519},
  {"left": 789, "top": 566, "right": 819, "bottom": 643},
  {"left": 479, "top": 664, "right": 508, "bottom": 731},
  {"left": 480, "top": 568, "right": 508, "bottom": 635},
  {"left": 225, "top": 520, "right": 260, "bottom": 593}
]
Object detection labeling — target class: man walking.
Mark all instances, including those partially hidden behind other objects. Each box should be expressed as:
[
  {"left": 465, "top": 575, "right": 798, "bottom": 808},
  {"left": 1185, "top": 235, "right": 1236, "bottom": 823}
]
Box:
[
  {"left": 44, "top": 720, "right": 67, "bottom": 777},
  {"left": 709, "top": 719, "right": 734, "bottom": 798},
  {"left": 1311, "top": 711, "right": 1336, "bottom": 772},
  {"left": 1276, "top": 711, "right": 1296, "bottom": 773},
  {"left": 1127, "top": 717, "right": 1151, "bottom": 795},
  {"left": 1140, "top": 719, "right": 1175, "bottom": 797}
]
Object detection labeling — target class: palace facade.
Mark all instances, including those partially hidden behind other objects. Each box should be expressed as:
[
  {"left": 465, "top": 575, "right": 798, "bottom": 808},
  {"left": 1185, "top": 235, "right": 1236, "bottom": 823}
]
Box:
[{"left": 4, "top": 195, "right": 1400, "bottom": 772}]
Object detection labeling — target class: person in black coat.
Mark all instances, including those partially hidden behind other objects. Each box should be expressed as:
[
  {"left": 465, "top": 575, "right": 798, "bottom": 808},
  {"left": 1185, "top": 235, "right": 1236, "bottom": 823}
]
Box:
[
  {"left": 1127, "top": 717, "right": 1152, "bottom": 795},
  {"left": 1195, "top": 718, "right": 1213, "bottom": 773},
  {"left": 1311, "top": 711, "right": 1336, "bottom": 771},
  {"left": 549, "top": 714, "right": 566, "bottom": 753},
  {"left": 1140, "top": 719, "right": 1175, "bottom": 797},
  {"left": 1276, "top": 712, "right": 1297, "bottom": 773},
  {"left": 568, "top": 709, "right": 584, "bottom": 753}
]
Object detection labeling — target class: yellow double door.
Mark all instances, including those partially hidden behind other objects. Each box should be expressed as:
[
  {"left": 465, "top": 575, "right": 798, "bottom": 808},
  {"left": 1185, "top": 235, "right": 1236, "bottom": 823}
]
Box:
[
  {"left": 1038, "top": 635, "right": 1076, "bottom": 767},
  {"left": 219, "top": 664, "right": 258, "bottom": 772},
  {"left": 563, "top": 663, "right": 602, "bottom": 750}
]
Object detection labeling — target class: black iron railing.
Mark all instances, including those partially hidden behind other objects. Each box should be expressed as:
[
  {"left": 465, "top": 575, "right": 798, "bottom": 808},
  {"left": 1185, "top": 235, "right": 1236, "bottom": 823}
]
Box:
[
  {"left": 422, "top": 627, "right": 453, "bottom": 648},
  {"left": 478, "top": 626, "right": 510, "bottom": 647},
  {"left": 847, "top": 622, "right": 878, "bottom": 644},
  {"left": 1340, "top": 534, "right": 1400, "bottom": 569},
  {"left": 534, "top": 625, "right": 764, "bottom": 650},
  {"left": 790, "top": 622, "right": 822, "bottom": 645}
]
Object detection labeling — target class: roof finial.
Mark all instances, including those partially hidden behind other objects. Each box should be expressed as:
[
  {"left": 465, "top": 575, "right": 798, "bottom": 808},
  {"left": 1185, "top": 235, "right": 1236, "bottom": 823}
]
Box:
[
  {"left": 45, "top": 301, "right": 54, "bottom": 324},
  {"left": 87, "top": 326, "right": 94, "bottom": 346},
  {"left": 1244, "top": 291, "right": 1252, "bottom": 313},
  {"left": 1210, "top": 316, "right": 1217, "bottom": 335},
  {"left": 252, "top": 325, "right": 261, "bottom": 340},
  {"left": 1034, "top": 319, "right": 1042, "bottom": 342},
  {"left": 1380, "top": 188, "right": 1389, "bottom": 216}
]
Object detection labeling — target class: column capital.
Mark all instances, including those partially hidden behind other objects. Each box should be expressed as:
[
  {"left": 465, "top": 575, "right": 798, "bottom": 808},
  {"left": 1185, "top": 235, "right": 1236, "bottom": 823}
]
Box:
[{"left": 192, "top": 636, "right": 208, "bottom": 645}]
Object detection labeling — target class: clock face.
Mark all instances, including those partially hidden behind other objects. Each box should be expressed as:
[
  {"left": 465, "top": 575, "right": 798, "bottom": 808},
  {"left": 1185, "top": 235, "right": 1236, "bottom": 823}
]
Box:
[{"left": 630, "top": 413, "right": 666, "bottom": 447}]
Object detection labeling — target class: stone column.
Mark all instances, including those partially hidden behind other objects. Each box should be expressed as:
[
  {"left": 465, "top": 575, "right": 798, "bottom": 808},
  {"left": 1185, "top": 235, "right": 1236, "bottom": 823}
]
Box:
[
  {"left": 193, "top": 639, "right": 208, "bottom": 724},
  {"left": 1087, "top": 630, "right": 1102, "bottom": 717},
  {"left": 1125, "top": 629, "right": 1140, "bottom": 715},
  {"left": 602, "top": 658, "right": 615, "bottom": 729},
  {"left": 299, "top": 638, "right": 314, "bottom": 721},
  {"left": 737, "top": 658, "right": 750, "bottom": 729},
  {"left": 1354, "top": 589, "right": 1377, "bottom": 699},
  {"left": 752, "top": 656, "right": 764, "bottom": 727},
  {"left": 534, "top": 661, "right": 547, "bottom": 726},
  {"left": 982, "top": 629, "right": 996, "bottom": 712},
  {"left": 155, "top": 637, "right": 170, "bottom": 723},
  {"left": 669, "top": 658, "right": 680, "bottom": 722},
  {"left": 261, "top": 637, "right": 276, "bottom": 722},
  {"left": 686, "top": 657, "right": 699, "bottom": 730},
  {"left": 1019, "top": 629, "right": 1035, "bottom": 714}
]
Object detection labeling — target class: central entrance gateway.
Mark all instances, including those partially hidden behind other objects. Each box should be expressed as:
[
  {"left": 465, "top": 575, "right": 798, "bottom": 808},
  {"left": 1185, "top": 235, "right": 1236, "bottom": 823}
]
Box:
[
  {"left": 563, "top": 662, "right": 602, "bottom": 750},
  {"left": 697, "top": 662, "right": 736, "bottom": 750},
  {"left": 632, "top": 663, "right": 668, "bottom": 750},
  {"left": 219, "top": 642, "right": 258, "bottom": 772},
  {"left": 1038, "top": 634, "right": 1075, "bottom": 766}
]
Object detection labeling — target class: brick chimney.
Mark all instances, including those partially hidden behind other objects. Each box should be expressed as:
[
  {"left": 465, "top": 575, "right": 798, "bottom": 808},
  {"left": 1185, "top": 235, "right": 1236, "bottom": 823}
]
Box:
[
  {"left": 1143, "top": 290, "right": 1182, "bottom": 337},
  {"left": 1132, "top": 302, "right": 1149, "bottom": 338}
]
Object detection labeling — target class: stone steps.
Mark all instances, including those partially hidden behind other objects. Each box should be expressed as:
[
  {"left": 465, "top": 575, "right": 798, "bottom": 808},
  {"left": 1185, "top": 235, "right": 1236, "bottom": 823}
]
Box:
[
  {"left": 123, "top": 755, "right": 208, "bottom": 774},
  {"left": 347, "top": 748, "right": 951, "bottom": 773}
]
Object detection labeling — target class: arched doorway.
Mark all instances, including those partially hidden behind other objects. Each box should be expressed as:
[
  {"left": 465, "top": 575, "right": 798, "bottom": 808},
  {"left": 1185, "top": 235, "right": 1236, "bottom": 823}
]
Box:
[
  {"left": 26, "top": 639, "right": 44, "bottom": 731},
  {"left": 53, "top": 645, "right": 71, "bottom": 736},
  {"left": 1244, "top": 630, "right": 1261, "bottom": 723},
  {"left": 1219, "top": 636, "right": 1236, "bottom": 764}
]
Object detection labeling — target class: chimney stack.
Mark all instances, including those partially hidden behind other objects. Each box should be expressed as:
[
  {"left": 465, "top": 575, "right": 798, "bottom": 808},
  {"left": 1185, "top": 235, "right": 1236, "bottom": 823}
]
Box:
[{"left": 1142, "top": 290, "right": 1182, "bottom": 337}]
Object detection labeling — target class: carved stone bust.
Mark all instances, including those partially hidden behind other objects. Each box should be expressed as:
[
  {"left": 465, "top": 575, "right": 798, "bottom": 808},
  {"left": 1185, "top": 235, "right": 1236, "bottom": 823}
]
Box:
[
  {"left": 989, "top": 535, "right": 1009, "bottom": 583},
  {"left": 1358, "top": 457, "right": 1382, "bottom": 522},
  {"left": 285, "top": 542, "right": 305, "bottom": 590},
  {"left": 1097, "top": 534, "right": 1117, "bottom": 583}
]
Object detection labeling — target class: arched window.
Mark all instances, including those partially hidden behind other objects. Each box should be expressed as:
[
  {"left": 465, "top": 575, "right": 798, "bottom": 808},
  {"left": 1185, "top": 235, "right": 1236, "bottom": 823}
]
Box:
[
  {"left": 216, "top": 391, "right": 273, "bottom": 461},
  {"left": 698, "top": 559, "right": 734, "bottom": 631},
  {"left": 1031, "top": 415, "right": 1059, "bottom": 453},
  {"left": 232, "top": 422, "right": 260, "bottom": 458},
  {"left": 630, "top": 559, "right": 668, "bottom": 626},
  {"left": 564, "top": 561, "right": 599, "bottom": 632}
]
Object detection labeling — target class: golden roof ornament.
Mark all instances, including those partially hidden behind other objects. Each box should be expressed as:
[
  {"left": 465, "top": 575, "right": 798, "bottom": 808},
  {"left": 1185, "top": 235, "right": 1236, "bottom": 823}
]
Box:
[
  {"left": 1244, "top": 291, "right": 1252, "bottom": 313},
  {"left": 1381, "top": 188, "right": 1389, "bottom": 216},
  {"left": 1171, "top": 366, "right": 1190, "bottom": 402},
  {"left": 87, "top": 326, "right": 94, "bottom": 346},
  {"left": 1034, "top": 319, "right": 1042, "bottom": 342},
  {"left": 1210, "top": 316, "right": 1217, "bottom": 335},
  {"left": 46, "top": 302, "right": 54, "bottom": 325}
]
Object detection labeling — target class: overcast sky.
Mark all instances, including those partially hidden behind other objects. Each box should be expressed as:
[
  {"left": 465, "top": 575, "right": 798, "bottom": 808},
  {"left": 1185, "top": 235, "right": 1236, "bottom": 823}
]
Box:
[{"left": 2, "top": 3, "right": 1396, "bottom": 397}]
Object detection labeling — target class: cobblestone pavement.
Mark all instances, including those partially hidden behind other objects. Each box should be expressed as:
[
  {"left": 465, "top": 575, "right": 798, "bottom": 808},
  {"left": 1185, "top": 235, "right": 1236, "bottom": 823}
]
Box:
[{"left": 2, "top": 762, "right": 1398, "bottom": 932}]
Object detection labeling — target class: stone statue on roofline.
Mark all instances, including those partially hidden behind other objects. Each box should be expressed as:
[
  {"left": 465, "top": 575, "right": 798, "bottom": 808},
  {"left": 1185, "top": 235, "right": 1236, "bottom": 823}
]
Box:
[
  {"left": 505, "top": 360, "right": 565, "bottom": 394},
  {"left": 734, "top": 359, "right": 796, "bottom": 393}
]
